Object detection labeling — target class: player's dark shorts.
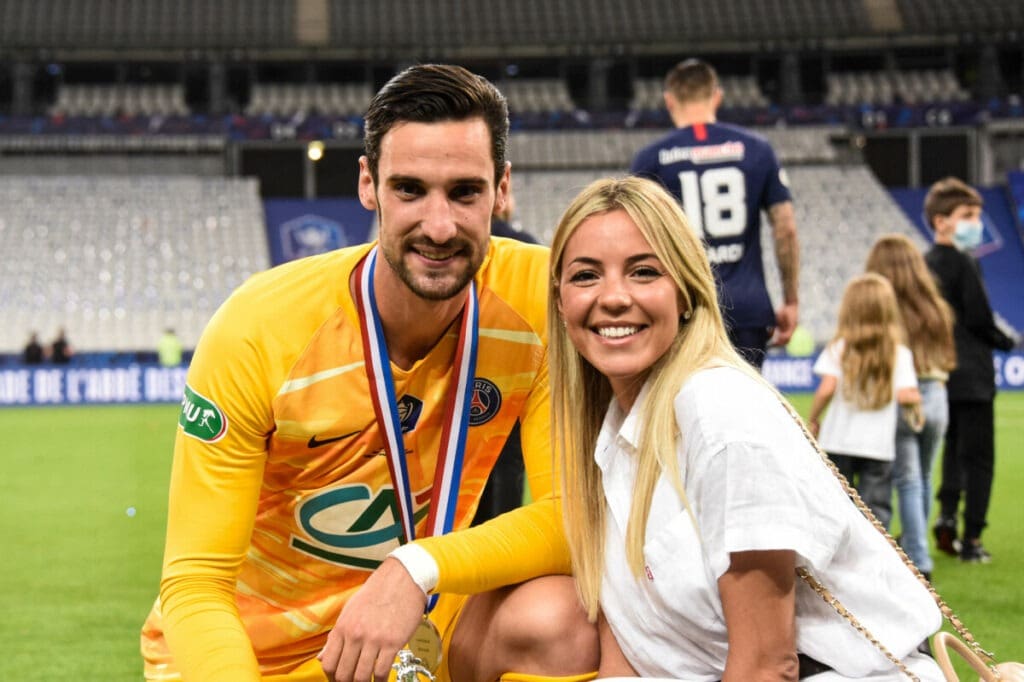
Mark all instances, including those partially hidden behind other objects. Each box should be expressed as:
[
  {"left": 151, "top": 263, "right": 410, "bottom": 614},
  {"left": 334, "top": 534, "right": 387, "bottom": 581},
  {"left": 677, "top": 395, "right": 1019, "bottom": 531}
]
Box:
[{"left": 727, "top": 326, "right": 772, "bottom": 370}]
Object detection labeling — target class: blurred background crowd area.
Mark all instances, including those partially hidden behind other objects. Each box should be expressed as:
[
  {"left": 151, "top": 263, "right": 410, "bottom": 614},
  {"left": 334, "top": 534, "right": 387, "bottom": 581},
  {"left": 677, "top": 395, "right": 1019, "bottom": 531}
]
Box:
[{"left": 0, "top": 0, "right": 1022, "bottom": 366}]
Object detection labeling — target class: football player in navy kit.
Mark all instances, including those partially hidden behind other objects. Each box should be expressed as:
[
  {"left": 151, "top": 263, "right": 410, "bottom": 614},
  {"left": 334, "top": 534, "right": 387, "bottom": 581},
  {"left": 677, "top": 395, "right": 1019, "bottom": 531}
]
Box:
[{"left": 631, "top": 58, "right": 799, "bottom": 369}]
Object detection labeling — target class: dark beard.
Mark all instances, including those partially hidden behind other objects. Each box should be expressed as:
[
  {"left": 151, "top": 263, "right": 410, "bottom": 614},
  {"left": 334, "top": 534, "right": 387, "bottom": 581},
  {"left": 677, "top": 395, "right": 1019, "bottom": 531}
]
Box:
[{"left": 380, "top": 241, "right": 482, "bottom": 301}]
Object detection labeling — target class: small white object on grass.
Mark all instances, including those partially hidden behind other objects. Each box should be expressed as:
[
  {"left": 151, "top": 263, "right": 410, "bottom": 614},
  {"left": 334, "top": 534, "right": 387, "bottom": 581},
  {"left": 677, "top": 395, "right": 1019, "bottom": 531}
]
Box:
[{"left": 126, "top": 506, "right": 137, "bottom": 517}]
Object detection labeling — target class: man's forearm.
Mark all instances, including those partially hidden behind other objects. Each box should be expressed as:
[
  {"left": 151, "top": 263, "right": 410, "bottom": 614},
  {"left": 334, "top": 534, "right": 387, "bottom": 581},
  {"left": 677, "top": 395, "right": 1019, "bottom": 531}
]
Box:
[
  {"left": 416, "top": 499, "right": 570, "bottom": 594},
  {"left": 769, "top": 202, "right": 799, "bottom": 304}
]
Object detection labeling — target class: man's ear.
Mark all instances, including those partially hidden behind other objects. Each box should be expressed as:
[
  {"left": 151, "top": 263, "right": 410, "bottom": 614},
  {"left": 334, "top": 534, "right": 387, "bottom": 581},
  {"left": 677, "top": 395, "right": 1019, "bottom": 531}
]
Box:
[
  {"left": 494, "top": 162, "right": 512, "bottom": 214},
  {"left": 711, "top": 87, "right": 724, "bottom": 110},
  {"left": 663, "top": 91, "right": 677, "bottom": 117},
  {"left": 358, "top": 156, "right": 378, "bottom": 211}
]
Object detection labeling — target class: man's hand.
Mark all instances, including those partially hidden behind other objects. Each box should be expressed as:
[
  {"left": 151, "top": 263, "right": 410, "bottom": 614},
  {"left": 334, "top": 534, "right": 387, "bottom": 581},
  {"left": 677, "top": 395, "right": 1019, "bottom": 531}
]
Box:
[
  {"left": 770, "top": 302, "right": 798, "bottom": 346},
  {"left": 319, "top": 557, "right": 428, "bottom": 682}
]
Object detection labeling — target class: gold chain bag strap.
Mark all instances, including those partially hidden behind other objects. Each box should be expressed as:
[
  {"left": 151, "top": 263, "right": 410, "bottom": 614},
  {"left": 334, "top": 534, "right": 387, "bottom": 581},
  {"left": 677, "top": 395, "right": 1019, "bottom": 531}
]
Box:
[{"left": 769, "top": 388, "right": 1024, "bottom": 682}]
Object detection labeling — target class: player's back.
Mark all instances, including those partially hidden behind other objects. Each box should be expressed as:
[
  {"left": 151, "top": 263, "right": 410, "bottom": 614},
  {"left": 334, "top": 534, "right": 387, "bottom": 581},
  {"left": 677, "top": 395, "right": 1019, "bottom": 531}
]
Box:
[
  {"left": 631, "top": 122, "right": 787, "bottom": 245},
  {"left": 630, "top": 122, "right": 791, "bottom": 329}
]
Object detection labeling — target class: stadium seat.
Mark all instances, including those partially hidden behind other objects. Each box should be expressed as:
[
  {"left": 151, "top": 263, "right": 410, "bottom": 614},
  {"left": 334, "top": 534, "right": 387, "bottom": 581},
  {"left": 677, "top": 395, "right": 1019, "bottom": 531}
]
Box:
[
  {"left": 244, "top": 82, "right": 372, "bottom": 117},
  {"left": 0, "top": 176, "right": 268, "bottom": 352}
]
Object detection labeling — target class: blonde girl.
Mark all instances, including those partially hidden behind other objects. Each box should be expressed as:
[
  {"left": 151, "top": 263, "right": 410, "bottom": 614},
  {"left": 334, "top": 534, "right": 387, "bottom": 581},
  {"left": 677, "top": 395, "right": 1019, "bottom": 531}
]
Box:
[
  {"left": 808, "top": 273, "right": 921, "bottom": 528},
  {"left": 866, "top": 234, "right": 955, "bottom": 577}
]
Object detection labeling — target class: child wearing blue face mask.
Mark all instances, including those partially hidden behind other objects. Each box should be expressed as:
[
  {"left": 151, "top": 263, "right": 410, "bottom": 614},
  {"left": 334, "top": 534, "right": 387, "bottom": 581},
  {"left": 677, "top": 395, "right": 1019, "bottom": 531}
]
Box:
[{"left": 923, "top": 177, "right": 1018, "bottom": 563}]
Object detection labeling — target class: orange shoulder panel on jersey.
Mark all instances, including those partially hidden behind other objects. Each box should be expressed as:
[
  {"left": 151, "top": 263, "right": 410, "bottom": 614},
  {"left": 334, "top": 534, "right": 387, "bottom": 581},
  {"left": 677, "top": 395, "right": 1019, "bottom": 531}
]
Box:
[{"left": 143, "top": 238, "right": 561, "bottom": 679}]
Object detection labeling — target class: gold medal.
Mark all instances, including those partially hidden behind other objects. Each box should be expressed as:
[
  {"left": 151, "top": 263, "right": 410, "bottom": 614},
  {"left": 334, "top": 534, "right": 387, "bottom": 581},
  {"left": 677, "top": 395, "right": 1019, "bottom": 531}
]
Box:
[{"left": 407, "top": 616, "right": 443, "bottom": 673}]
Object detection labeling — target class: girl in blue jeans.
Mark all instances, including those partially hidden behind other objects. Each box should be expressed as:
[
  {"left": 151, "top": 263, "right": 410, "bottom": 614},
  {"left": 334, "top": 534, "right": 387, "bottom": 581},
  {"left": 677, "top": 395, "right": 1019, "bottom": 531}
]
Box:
[{"left": 867, "top": 234, "right": 956, "bottom": 578}]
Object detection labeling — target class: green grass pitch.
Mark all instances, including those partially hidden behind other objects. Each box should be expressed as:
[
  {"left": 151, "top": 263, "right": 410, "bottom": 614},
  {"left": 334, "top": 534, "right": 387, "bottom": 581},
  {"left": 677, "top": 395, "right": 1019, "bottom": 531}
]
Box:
[{"left": 1, "top": 394, "right": 1021, "bottom": 680}]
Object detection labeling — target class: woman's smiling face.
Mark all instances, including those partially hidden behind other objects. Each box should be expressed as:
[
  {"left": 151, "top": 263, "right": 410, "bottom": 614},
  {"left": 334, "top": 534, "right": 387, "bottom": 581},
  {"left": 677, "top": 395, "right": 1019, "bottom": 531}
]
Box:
[{"left": 557, "top": 209, "right": 685, "bottom": 410}]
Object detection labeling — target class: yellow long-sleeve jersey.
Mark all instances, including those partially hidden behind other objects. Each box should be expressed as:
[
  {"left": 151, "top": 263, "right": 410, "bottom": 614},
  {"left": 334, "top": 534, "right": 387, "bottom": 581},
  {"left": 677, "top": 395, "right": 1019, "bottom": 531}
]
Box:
[{"left": 141, "top": 238, "right": 571, "bottom": 681}]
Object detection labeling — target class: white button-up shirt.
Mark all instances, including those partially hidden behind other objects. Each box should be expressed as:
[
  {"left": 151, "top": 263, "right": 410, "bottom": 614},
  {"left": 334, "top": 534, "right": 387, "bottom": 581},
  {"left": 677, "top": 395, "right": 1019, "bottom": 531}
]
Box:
[{"left": 595, "top": 366, "right": 943, "bottom": 681}]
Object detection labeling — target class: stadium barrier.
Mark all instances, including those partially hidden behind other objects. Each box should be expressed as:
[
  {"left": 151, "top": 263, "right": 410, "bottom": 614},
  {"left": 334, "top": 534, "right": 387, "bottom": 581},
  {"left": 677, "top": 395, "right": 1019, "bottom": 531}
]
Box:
[
  {"left": 764, "top": 351, "right": 1024, "bottom": 393},
  {"left": 0, "top": 364, "right": 187, "bottom": 406},
  {"left": 1, "top": 352, "right": 1022, "bottom": 407}
]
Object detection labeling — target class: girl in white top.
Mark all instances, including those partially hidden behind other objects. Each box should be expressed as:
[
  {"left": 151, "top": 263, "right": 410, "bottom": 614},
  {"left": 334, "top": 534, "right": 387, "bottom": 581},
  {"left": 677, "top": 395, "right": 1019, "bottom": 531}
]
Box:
[
  {"left": 548, "top": 177, "right": 943, "bottom": 681},
  {"left": 808, "top": 274, "right": 921, "bottom": 529}
]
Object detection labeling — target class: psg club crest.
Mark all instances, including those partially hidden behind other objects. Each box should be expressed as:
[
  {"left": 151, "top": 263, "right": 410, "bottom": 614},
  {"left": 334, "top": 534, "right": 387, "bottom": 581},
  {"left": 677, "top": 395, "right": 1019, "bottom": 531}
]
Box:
[
  {"left": 280, "top": 214, "right": 347, "bottom": 261},
  {"left": 468, "top": 378, "right": 501, "bottom": 426}
]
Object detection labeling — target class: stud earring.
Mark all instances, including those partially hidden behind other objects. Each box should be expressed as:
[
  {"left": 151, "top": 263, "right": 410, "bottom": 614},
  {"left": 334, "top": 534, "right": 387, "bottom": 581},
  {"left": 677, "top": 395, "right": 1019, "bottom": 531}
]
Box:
[{"left": 682, "top": 309, "right": 693, "bottom": 321}]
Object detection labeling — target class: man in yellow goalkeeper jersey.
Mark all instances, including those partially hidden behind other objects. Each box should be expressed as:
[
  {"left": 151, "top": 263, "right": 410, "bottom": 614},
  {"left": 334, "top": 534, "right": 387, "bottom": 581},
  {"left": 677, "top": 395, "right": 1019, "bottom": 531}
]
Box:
[{"left": 141, "top": 64, "right": 598, "bottom": 682}]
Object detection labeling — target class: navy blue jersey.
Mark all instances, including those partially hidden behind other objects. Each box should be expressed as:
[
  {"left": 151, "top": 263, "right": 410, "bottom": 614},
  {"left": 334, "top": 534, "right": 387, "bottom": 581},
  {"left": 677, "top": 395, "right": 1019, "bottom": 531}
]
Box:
[{"left": 631, "top": 122, "right": 792, "bottom": 329}]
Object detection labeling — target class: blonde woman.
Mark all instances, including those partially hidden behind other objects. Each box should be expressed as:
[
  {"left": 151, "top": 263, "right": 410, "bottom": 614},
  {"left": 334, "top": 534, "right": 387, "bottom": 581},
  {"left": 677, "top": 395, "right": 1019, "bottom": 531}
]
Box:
[
  {"left": 866, "top": 234, "right": 956, "bottom": 578},
  {"left": 548, "top": 176, "right": 942, "bottom": 680},
  {"left": 807, "top": 274, "right": 921, "bottom": 529}
]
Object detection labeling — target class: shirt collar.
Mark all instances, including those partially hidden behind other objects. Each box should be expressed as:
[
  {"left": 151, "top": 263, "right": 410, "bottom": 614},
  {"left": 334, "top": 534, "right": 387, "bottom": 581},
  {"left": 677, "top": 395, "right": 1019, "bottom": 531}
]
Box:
[{"left": 595, "top": 379, "right": 652, "bottom": 468}]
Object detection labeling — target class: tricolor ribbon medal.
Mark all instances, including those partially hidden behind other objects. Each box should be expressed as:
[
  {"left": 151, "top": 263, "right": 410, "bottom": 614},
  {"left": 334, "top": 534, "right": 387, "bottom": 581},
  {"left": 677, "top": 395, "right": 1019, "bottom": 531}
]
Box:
[{"left": 355, "top": 247, "right": 478, "bottom": 674}]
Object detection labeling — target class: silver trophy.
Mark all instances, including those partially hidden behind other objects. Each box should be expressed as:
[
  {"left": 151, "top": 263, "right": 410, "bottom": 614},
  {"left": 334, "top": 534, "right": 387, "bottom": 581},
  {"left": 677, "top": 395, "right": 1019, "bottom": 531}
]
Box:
[{"left": 393, "top": 648, "right": 436, "bottom": 682}]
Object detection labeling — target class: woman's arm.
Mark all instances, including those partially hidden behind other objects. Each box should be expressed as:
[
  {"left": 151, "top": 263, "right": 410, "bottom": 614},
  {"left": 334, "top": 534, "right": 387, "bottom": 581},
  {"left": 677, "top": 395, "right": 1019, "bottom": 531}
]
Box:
[
  {"left": 897, "top": 387, "right": 924, "bottom": 431},
  {"left": 718, "top": 550, "right": 799, "bottom": 682},
  {"left": 596, "top": 611, "right": 638, "bottom": 678},
  {"left": 895, "top": 347, "right": 923, "bottom": 429}
]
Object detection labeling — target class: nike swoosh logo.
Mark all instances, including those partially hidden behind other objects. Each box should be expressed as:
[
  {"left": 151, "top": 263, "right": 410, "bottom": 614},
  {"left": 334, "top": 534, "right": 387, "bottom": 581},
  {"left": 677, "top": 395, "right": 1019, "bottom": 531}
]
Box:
[{"left": 307, "top": 430, "right": 360, "bottom": 448}]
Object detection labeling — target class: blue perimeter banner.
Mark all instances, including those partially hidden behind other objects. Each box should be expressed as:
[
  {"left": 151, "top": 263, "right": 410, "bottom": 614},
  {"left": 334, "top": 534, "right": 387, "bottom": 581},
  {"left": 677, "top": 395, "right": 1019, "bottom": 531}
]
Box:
[
  {"left": 2, "top": 353, "right": 1023, "bottom": 407},
  {"left": 264, "top": 198, "right": 376, "bottom": 266},
  {"left": 0, "top": 364, "right": 188, "bottom": 407},
  {"left": 764, "top": 350, "right": 1024, "bottom": 393}
]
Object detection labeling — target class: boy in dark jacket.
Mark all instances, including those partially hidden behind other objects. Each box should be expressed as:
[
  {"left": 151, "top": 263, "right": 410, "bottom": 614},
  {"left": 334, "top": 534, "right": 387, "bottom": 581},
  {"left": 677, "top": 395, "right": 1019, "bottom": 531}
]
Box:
[{"left": 924, "top": 177, "right": 1018, "bottom": 563}]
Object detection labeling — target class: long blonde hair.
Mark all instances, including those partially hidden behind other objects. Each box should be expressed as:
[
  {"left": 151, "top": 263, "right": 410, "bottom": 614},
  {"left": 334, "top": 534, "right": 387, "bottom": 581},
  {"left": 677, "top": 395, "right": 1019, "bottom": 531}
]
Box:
[
  {"left": 865, "top": 234, "right": 956, "bottom": 375},
  {"left": 548, "top": 176, "right": 760, "bottom": 620},
  {"left": 832, "top": 273, "right": 904, "bottom": 410}
]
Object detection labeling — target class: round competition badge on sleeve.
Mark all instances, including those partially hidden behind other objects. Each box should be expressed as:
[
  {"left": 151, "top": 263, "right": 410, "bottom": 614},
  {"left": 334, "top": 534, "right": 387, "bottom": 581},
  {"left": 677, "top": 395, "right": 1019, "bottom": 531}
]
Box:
[{"left": 179, "top": 384, "right": 228, "bottom": 443}]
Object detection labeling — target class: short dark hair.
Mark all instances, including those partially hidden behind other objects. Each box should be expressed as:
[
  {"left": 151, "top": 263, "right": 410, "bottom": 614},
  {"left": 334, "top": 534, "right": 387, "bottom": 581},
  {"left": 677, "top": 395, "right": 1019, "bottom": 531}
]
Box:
[
  {"left": 664, "top": 58, "right": 719, "bottom": 104},
  {"left": 363, "top": 64, "right": 509, "bottom": 185},
  {"left": 923, "top": 176, "right": 982, "bottom": 230}
]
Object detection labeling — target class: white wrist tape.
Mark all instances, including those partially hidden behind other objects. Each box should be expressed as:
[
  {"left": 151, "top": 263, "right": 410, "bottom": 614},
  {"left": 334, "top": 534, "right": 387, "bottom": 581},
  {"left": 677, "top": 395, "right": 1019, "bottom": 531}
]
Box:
[{"left": 388, "top": 543, "right": 440, "bottom": 597}]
